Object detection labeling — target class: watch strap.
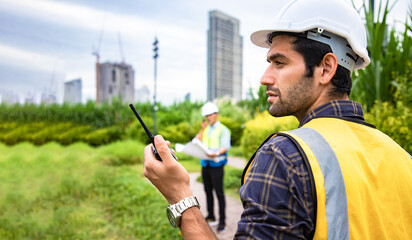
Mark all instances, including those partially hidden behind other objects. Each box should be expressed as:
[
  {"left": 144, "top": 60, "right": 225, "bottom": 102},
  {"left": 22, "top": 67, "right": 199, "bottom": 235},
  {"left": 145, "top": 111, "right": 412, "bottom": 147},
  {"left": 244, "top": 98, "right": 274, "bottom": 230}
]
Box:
[{"left": 174, "top": 196, "right": 200, "bottom": 214}]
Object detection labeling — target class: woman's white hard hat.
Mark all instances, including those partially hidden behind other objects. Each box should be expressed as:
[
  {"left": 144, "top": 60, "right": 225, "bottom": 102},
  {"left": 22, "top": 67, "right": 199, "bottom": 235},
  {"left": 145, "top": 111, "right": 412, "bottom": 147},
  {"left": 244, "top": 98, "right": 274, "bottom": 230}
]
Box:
[
  {"left": 202, "top": 102, "right": 219, "bottom": 117},
  {"left": 250, "top": 0, "right": 370, "bottom": 71}
]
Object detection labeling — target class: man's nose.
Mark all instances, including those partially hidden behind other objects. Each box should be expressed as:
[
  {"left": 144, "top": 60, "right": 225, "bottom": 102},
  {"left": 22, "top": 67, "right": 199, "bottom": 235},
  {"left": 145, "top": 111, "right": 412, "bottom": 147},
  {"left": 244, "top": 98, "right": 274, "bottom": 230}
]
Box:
[{"left": 260, "top": 66, "right": 275, "bottom": 86}]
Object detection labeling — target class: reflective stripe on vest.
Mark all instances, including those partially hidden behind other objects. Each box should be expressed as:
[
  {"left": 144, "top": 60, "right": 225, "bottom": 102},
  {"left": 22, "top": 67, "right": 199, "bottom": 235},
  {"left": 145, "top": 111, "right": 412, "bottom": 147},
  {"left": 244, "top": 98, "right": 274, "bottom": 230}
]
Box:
[{"left": 288, "top": 127, "right": 349, "bottom": 240}]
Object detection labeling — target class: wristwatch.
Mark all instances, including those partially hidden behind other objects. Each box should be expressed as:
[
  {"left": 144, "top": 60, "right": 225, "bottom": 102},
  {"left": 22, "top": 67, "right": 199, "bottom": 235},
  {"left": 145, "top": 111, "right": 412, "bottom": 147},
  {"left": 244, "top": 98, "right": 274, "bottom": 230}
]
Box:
[{"left": 167, "top": 196, "right": 200, "bottom": 228}]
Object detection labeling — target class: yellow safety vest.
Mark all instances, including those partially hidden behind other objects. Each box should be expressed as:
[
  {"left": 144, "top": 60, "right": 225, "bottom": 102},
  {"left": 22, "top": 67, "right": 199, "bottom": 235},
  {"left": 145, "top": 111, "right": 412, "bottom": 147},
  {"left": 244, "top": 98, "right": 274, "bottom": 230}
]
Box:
[
  {"left": 202, "top": 123, "right": 227, "bottom": 149},
  {"left": 243, "top": 117, "right": 412, "bottom": 239}
]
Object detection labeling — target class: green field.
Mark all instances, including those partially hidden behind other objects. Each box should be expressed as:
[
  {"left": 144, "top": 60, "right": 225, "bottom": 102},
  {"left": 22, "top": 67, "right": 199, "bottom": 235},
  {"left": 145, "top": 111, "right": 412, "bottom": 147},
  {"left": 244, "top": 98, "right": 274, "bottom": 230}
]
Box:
[
  {"left": 0, "top": 141, "right": 243, "bottom": 239},
  {"left": 0, "top": 141, "right": 186, "bottom": 239}
]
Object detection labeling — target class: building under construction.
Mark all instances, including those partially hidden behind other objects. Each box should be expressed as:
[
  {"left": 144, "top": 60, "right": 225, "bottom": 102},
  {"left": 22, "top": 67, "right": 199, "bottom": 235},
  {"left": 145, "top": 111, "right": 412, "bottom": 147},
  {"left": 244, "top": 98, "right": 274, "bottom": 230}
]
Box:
[{"left": 96, "top": 62, "right": 135, "bottom": 103}]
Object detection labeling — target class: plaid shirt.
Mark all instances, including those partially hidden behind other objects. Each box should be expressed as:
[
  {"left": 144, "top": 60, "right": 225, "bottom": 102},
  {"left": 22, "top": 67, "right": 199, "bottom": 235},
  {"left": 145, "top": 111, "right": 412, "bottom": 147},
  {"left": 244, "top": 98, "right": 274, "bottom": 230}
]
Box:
[{"left": 235, "top": 100, "right": 366, "bottom": 240}]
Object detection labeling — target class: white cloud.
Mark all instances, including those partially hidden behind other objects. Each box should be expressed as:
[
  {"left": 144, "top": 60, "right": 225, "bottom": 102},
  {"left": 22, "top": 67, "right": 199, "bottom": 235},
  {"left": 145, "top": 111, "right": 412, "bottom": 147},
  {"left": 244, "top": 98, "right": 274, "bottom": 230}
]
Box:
[
  {"left": 0, "top": 43, "right": 64, "bottom": 73},
  {"left": 0, "top": 0, "right": 203, "bottom": 41}
]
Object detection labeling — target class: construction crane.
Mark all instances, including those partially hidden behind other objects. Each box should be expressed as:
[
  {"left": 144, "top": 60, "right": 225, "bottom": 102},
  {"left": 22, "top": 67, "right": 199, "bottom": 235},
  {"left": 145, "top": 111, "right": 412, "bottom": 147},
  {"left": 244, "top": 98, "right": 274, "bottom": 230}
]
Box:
[{"left": 92, "top": 16, "right": 105, "bottom": 104}]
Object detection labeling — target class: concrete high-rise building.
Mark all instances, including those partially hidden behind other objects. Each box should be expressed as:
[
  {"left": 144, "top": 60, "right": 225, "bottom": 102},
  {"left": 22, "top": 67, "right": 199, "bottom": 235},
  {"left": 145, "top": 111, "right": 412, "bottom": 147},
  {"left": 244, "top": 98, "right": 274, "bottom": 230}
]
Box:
[
  {"left": 207, "top": 10, "right": 243, "bottom": 101},
  {"left": 64, "top": 78, "right": 82, "bottom": 103},
  {"left": 98, "top": 62, "right": 134, "bottom": 103}
]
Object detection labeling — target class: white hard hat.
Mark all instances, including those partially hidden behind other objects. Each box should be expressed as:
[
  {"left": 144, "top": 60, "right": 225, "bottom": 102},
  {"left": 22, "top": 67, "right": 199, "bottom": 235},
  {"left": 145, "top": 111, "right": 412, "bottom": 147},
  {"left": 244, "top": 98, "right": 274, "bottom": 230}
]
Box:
[
  {"left": 201, "top": 102, "right": 219, "bottom": 116},
  {"left": 251, "top": 0, "right": 370, "bottom": 71}
]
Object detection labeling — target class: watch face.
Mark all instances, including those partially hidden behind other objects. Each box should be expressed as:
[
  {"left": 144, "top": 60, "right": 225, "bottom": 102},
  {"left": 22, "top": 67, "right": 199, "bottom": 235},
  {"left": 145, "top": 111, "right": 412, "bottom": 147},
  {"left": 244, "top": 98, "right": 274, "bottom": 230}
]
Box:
[{"left": 167, "top": 207, "right": 178, "bottom": 228}]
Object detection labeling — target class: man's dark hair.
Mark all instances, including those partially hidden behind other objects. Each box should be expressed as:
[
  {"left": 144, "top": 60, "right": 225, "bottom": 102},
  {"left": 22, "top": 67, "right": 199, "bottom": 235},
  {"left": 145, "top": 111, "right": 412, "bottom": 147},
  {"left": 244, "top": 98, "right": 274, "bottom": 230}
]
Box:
[{"left": 291, "top": 36, "right": 352, "bottom": 96}]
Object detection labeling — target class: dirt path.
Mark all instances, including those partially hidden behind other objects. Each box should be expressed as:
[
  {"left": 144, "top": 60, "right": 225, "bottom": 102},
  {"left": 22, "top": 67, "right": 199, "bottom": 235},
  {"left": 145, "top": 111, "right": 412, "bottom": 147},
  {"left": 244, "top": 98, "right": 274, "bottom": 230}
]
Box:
[{"left": 189, "top": 157, "right": 246, "bottom": 240}]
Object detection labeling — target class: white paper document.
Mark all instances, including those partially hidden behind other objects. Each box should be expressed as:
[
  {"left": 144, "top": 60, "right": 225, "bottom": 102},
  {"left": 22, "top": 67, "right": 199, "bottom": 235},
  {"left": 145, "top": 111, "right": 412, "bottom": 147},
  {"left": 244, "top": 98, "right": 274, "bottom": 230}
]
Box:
[{"left": 175, "top": 138, "right": 217, "bottom": 161}]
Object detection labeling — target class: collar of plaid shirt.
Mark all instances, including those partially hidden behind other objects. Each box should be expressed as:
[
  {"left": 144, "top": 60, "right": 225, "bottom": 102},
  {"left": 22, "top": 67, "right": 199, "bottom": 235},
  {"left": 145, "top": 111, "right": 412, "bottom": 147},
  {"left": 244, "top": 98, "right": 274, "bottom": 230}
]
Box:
[{"left": 299, "top": 100, "right": 366, "bottom": 127}]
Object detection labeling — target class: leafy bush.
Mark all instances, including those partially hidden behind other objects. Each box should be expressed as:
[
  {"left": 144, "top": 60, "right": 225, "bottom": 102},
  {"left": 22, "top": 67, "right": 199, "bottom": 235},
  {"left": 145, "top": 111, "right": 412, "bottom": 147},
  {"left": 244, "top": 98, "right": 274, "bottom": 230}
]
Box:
[
  {"left": 224, "top": 167, "right": 244, "bottom": 190},
  {"left": 83, "top": 126, "right": 123, "bottom": 146},
  {"left": 215, "top": 99, "right": 252, "bottom": 123},
  {"left": 55, "top": 125, "right": 91, "bottom": 145},
  {"left": 0, "top": 122, "right": 124, "bottom": 146},
  {"left": 0, "top": 122, "right": 45, "bottom": 145},
  {"left": 365, "top": 61, "right": 412, "bottom": 154},
  {"left": 240, "top": 111, "right": 299, "bottom": 159},
  {"left": 157, "top": 100, "right": 204, "bottom": 127},
  {"left": 0, "top": 122, "right": 16, "bottom": 133},
  {"left": 219, "top": 116, "right": 244, "bottom": 146},
  {"left": 125, "top": 116, "right": 154, "bottom": 144},
  {"left": 29, "top": 122, "right": 74, "bottom": 145},
  {"left": 159, "top": 121, "right": 198, "bottom": 147},
  {"left": 365, "top": 101, "right": 411, "bottom": 154}
]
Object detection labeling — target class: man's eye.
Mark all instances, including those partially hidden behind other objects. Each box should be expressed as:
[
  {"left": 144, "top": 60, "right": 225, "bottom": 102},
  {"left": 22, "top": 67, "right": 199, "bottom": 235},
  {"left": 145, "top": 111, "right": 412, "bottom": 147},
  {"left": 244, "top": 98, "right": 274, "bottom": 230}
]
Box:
[{"left": 274, "top": 60, "right": 283, "bottom": 65}]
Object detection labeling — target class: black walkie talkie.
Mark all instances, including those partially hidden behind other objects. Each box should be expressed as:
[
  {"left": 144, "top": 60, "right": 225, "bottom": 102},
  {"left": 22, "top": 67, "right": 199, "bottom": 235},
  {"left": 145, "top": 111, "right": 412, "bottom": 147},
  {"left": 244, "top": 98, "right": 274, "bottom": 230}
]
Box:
[{"left": 129, "top": 103, "right": 178, "bottom": 161}]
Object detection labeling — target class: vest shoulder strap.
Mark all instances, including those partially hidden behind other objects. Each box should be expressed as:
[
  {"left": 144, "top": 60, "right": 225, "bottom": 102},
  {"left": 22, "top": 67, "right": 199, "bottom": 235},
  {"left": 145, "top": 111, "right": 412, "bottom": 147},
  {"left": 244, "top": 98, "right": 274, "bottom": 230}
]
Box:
[{"left": 285, "top": 127, "right": 349, "bottom": 240}]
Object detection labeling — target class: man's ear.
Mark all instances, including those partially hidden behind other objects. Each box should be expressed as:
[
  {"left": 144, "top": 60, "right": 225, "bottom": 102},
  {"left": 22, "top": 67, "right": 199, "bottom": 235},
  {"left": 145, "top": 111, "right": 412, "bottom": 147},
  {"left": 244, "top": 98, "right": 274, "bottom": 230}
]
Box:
[{"left": 318, "top": 53, "right": 338, "bottom": 85}]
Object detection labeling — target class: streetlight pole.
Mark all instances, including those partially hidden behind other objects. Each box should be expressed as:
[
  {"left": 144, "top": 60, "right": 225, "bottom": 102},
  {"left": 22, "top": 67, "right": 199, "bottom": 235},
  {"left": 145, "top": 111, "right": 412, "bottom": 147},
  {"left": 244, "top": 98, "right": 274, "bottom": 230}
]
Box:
[{"left": 153, "top": 37, "right": 159, "bottom": 135}]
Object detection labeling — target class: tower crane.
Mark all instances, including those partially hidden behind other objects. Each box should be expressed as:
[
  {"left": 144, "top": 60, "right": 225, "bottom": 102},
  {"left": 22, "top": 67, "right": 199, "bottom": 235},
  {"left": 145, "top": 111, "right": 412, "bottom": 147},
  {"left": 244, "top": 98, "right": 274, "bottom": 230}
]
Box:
[{"left": 92, "top": 16, "right": 105, "bottom": 104}]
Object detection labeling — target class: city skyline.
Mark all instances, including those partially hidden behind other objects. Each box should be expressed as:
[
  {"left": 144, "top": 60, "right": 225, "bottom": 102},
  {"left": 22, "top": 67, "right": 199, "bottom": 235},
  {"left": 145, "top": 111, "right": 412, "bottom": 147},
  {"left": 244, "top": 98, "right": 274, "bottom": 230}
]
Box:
[{"left": 0, "top": 0, "right": 409, "bottom": 105}]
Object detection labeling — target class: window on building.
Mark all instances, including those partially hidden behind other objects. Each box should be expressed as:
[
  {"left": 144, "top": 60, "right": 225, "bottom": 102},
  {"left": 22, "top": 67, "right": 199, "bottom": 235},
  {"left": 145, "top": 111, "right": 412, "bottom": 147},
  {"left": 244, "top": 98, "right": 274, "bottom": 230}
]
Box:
[
  {"left": 112, "top": 69, "right": 116, "bottom": 82},
  {"left": 125, "top": 72, "right": 129, "bottom": 85}
]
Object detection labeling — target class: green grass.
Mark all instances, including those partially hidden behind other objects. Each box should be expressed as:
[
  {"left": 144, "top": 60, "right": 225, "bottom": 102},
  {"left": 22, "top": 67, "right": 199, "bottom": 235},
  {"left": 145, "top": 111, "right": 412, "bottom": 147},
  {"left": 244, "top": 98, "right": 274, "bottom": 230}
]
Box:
[
  {"left": 0, "top": 141, "right": 183, "bottom": 239},
  {"left": 0, "top": 141, "right": 244, "bottom": 239}
]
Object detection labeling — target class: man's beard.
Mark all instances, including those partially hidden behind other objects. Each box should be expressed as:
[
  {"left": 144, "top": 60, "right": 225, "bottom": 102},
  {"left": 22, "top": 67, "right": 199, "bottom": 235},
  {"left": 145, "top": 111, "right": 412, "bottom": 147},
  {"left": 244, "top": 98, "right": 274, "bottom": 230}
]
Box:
[{"left": 267, "top": 75, "right": 315, "bottom": 118}]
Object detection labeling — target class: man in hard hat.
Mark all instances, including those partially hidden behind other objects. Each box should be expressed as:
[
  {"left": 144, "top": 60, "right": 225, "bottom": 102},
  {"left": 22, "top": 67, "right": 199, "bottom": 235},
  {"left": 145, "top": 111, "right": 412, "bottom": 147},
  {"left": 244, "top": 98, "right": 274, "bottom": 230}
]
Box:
[
  {"left": 195, "top": 102, "right": 231, "bottom": 233},
  {"left": 143, "top": 0, "right": 412, "bottom": 239}
]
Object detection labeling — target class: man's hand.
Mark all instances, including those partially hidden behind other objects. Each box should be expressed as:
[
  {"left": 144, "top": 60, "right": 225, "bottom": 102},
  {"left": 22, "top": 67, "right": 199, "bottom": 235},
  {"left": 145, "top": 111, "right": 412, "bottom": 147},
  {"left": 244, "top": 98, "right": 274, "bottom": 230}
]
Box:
[
  {"left": 144, "top": 135, "right": 193, "bottom": 204},
  {"left": 201, "top": 120, "right": 208, "bottom": 129},
  {"left": 206, "top": 152, "right": 217, "bottom": 158},
  {"left": 196, "top": 120, "right": 208, "bottom": 140},
  {"left": 144, "top": 135, "right": 217, "bottom": 239},
  {"left": 206, "top": 147, "right": 226, "bottom": 158}
]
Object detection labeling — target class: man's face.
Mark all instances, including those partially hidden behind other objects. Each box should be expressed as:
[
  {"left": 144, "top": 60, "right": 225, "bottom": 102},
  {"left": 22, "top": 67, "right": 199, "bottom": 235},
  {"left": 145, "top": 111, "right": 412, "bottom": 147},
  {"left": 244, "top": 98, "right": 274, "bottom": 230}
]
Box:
[
  {"left": 205, "top": 113, "right": 218, "bottom": 125},
  {"left": 260, "top": 34, "right": 317, "bottom": 120}
]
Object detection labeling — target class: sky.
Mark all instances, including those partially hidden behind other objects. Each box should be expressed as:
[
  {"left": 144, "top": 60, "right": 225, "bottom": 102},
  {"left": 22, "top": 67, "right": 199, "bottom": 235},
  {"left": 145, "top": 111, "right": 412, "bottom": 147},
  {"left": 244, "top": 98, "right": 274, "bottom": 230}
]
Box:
[{"left": 0, "top": 0, "right": 410, "bottom": 105}]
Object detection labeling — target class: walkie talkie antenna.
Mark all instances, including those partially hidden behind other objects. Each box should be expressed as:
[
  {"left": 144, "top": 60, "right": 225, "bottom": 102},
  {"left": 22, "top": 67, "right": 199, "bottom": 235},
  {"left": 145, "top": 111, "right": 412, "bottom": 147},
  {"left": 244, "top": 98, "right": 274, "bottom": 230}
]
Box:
[
  {"left": 129, "top": 103, "right": 155, "bottom": 144},
  {"left": 129, "top": 103, "right": 178, "bottom": 161}
]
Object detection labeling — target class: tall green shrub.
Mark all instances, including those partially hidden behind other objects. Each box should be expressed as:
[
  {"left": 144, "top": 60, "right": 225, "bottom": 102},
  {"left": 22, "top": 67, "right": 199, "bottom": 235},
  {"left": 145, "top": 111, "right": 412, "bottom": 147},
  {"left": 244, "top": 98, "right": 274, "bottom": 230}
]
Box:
[
  {"left": 351, "top": 0, "right": 411, "bottom": 110},
  {"left": 240, "top": 111, "right": 299, "bottom": 159}
]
